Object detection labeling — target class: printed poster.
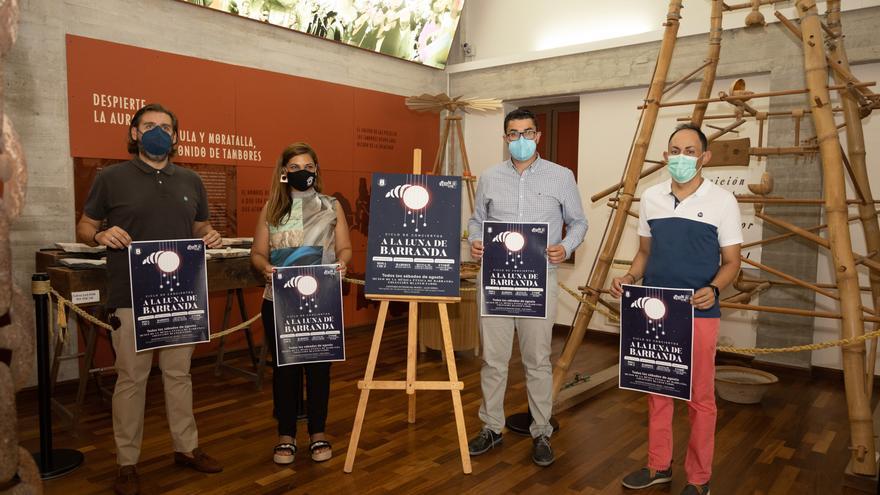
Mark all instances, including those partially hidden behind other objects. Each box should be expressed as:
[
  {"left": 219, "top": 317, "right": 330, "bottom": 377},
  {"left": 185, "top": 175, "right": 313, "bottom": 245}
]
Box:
[
  {"left": 128, "top": 239, "right": 210, "bottom": 352},
  {"left": 480, "top": 222, "right": 548, "bottom": 318},
  {"left": 365, "top": 173, "right": 461, "bottom": 298},
  {"left": 272, "top": 264, "right": 345, "bottom": 365},
  {"left": 620, "top": 284, "right": 694, "bottom": 400}
]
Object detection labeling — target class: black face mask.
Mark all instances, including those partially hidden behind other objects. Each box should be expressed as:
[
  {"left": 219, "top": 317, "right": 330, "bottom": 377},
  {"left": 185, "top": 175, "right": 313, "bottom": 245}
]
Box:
[{"left": 285, "top": 169, "right": 317, "bottom": 191}]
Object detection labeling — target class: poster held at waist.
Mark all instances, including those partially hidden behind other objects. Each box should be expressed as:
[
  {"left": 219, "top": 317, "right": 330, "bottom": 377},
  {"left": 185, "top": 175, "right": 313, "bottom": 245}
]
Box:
[
  {"left": 480, "top": 221, "right": 549, "bottom": 318},
  {"left": 129, "top": 239, "right": 210, "bottom": 352},
  {"left": 271, "top": 264, "right": 345, "bottom": 366},
  {"left": 619, "top": 284, "right": 694, "bottom": 401},
  {"left": 365, "top": 173, "right": 461, "bottom": 298}
]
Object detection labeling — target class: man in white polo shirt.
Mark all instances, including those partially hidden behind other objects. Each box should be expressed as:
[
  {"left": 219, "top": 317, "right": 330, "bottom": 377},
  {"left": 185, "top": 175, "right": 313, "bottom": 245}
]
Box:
[{"left": 610, "top": 124, "right": 742, "bottom": 495}]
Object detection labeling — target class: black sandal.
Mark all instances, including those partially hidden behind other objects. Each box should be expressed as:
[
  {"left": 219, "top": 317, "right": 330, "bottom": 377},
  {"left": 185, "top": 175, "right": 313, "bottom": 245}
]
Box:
[
  {"left": 309, "top": 440, "right": 332, "bottom": 462},
  {"left": 273, "top": 442, "right": 296, "bottom": 465}
]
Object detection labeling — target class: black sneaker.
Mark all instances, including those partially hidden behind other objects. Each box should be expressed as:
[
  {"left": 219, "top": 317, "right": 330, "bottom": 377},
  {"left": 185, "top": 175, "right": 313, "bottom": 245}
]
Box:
[
  {"left": 681, "top": 482, "right": 710, "bottom": 494},
  {"left": 621, "top": 467, "right": 673, "bottom": 489},
  {"left": 531, "top": 435, "right": 555, "bottom": 466},
  {"left": 468, "top": 428, "right": 502, "bottom": 456}
]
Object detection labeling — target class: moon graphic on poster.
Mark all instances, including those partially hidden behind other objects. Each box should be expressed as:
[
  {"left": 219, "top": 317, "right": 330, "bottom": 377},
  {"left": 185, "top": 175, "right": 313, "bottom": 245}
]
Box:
[
  {"left": 503, "top": 232, "right": 525, "bottom": 252},
  {"left": 385, "top": 184, "right": 430, "bottom": 210},
  {"left": 402, "top": 185, "right": 430, "bottom": 210},
  {"left": 295, "top": 275, "right": 318, "bottom": 296},
  {"left": 631, "top": 296, "right": 667, "bottom": 320},
  {"left": 142, "top": 249, "right": 182, "bottom": 289},
  {"left": 491, "top": 230, "right": 526, "bottom": 265}
]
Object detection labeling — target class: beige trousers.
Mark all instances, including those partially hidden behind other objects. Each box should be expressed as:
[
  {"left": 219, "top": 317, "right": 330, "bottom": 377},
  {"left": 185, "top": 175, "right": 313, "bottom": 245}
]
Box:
[
  {"left": 478, "top": 269, "right": 558, "bottom": 438},
  {"left": 111, "top": 308, "right": 199, "bottom": 466}
]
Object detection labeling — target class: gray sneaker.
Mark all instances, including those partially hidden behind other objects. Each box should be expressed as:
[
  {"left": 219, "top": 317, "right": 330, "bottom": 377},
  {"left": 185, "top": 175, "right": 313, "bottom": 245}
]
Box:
[
  {"left": 468, "top": 428, "right": 502, "bottom": 456},
  {"left": 621, "top": 467, "right": 673, "bottom": 489},
  {"left": 681, "top": 482, "right": 710, "bottom": 494},
  {"left": 531, "top": 435, "right": 555, "bottom": 466}
]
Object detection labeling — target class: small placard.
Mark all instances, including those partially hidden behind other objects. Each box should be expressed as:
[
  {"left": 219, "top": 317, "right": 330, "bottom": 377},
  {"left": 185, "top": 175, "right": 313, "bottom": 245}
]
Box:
[{"left": 71, "top": 289, "right": 100, "bottom": 305}]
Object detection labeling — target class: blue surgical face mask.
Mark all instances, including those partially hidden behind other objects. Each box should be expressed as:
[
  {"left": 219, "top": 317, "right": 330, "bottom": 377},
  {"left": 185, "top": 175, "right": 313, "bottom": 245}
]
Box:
[
  {"left": 139, "top": 126, "right": 173, "bottom": 158},
  {"left": 508, "top": 136, "right": 537, "bottom": 162},
  {"left": 667, "top": 153, "right": 701, "bottom": 183}
]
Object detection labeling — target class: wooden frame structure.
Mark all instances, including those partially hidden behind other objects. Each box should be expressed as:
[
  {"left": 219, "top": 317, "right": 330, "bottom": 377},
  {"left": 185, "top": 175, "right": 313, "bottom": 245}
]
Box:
[
  {"left": 344, "top": 150, "right": 472, "bottom": 475},
  {"left": 551, "top": 0, "right": 880, "bottom": 482}
]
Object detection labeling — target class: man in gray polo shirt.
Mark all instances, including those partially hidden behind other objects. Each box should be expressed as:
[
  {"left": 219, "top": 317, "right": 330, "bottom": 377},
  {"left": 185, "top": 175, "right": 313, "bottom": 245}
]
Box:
[
  {"left": 467, "top": 108, "right": 588, "bottom": 466},
  {"left": 76, "top": 103, "right": 223, "bottom": 495}
]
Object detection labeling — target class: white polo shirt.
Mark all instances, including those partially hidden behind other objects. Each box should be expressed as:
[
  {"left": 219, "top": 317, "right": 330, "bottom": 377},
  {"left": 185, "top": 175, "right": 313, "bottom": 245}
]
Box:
[{"left": 638, "top": 178, "right": 743, "bottom": 318}]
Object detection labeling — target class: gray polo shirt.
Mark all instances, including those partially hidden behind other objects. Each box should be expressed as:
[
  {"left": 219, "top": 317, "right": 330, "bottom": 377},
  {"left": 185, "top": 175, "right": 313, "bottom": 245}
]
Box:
[{"left": 83, "top": 158, "right": 210, "bottom": 308}]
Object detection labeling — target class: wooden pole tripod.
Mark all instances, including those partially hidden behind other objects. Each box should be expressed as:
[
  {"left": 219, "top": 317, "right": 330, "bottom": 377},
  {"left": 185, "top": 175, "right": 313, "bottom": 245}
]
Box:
[
  {"left": 433, "top": 114, "right": 477, "bottom": 214},
  {"left": 343, "top": 149, "right": 472, "bottom": 475}
]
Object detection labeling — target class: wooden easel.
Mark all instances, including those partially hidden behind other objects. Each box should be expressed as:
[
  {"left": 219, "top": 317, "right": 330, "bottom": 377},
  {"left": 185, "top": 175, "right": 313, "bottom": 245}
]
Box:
[{"left": 344, "top": 149, "right": 472, "bottom": 475}]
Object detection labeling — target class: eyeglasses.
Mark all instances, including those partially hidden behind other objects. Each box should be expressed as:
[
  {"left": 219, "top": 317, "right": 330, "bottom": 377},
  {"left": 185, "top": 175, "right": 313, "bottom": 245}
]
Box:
[
  {"left": 505, "top": 129, "right": 537, "bottom": 141},
  {"left": 285, "top": 162, "right": 317, "bottom": 172}
]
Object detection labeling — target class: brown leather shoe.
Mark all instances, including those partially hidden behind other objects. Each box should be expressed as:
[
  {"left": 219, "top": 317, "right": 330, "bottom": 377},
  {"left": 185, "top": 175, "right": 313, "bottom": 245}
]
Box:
[
  {"left": 173, "top": 447, "right": 223, "bottom": 473},
  {"left": 113, "top": 465, "right": 139, "bottom": 495}
]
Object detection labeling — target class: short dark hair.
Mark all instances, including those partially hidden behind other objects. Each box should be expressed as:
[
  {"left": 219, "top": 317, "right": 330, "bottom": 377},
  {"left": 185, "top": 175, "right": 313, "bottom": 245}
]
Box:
[
  {"left": 127, "top": 103, "right": 179, "bottom": 155},
  {"left": 668, "top": 123, "right": 708, "bottom": 152},
  {"left": 504, "top": 108, "right": 538, "bottom": 132}
]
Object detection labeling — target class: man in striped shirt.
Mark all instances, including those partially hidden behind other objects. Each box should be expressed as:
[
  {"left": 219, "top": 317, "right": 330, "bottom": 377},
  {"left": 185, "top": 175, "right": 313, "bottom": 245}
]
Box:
[{"left": 467, "top": 108, "right": 587, "bottom": 467}]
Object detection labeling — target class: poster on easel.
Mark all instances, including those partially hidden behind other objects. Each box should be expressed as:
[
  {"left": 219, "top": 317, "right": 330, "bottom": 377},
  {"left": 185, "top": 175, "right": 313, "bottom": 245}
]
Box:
[
  {"left": 128, "top": 239, "right": 210, "bottom": 352},
  {"left": 272, "top": 264, "right": 345, "bottom": 366},
  {"left": 480, "top": 221, "right": 549, "bottom": 318},
  {"left": 619, "top": 284, "right": 694, "bottom": 401},
  {"left": 365, "top": 173, "right": 461, "bottom": 298}
]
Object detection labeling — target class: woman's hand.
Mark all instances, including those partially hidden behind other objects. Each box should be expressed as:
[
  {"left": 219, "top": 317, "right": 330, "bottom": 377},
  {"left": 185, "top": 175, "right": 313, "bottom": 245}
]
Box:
[
  {"left": 336, "top": 260, "right": 348, "bottom": 278},
  {"left": 263, "top": 264, "right": 275, "bottom": 283}
]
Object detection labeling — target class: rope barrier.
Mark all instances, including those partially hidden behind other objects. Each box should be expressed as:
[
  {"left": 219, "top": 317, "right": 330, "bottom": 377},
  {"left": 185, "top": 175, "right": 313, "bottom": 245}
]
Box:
[{"left": 37, "top": 279, "right": 880, "bottom": 356}]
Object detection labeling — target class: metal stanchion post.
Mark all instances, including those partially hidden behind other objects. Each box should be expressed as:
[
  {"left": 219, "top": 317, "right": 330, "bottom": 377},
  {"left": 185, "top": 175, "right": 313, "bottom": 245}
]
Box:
[{"left": 31, "top": 273, "right": 84, "bottom": 479}]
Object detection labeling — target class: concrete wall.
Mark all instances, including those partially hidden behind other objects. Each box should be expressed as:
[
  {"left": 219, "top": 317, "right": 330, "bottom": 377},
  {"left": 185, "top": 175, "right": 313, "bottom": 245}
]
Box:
[{"left": 450, "top": 7, "right": 880, "bottom": 371}]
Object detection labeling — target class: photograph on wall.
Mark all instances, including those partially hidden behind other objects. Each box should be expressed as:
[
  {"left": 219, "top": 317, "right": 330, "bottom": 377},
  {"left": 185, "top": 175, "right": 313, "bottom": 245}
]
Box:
[
  {"left": 619, "top": 284, "right": 694, "bottom": 401},
  {"left": 272, "top": 264, "right": 345, "bottom": 365},
  {"left": 182, "top": 0, "right": 465, "bottom": 69},
  {"left": 480, "top": 221, "right": 548, "bottom": 318},
  {"left": 365, "top": 173, "right": 461, "bottom": 298},
  {"left": 128, "top": 239, "right": 210, "bottom": 352}
]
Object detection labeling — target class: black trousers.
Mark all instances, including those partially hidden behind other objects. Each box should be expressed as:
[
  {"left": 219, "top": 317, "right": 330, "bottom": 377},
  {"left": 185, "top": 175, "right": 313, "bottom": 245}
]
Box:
[{"left": 261, "top": 299, "right": 331, "bottom": 437}]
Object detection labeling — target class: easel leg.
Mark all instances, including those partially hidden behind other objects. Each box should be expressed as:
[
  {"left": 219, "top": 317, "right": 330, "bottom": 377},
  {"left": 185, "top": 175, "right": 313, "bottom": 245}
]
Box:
[
  {"left": 438, "top": 303, "right": 472, "bottom": 474},
  {"left": 344, "top": 300, "right": 390, "bottom": 473},
  {"left": 407, "top": 301, "right": 418, "bottom": 424},
  {"left": 235, "top": 288, "right": 258, "bottom": 368}
]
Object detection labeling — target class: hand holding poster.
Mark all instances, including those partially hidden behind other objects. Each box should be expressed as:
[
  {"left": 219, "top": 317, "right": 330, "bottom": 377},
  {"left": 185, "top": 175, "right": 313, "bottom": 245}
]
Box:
[
  {"left": 619, "top": 284, "right": 694, "bottom": 400},
  {"left": 480, "top": 222, "right": 549, "bottom": 318},
  {"left": 272, "top": 264, "right": 345, "bottom": 366},
  {"left": 128, "top": 239, "right": 210, "bottom": 352},
  {"left": 365, "top": 173, "right": 461, "bottom": 298}
]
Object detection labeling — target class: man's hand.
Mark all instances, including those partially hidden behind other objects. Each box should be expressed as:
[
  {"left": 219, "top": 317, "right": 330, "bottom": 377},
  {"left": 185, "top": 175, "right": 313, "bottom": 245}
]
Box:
[
  {"left": 95, "top": 226, "right": 132, "bottom": 250},
  {"left": 546, "top": 244, "right": 567, "bottom": 264},
  {"left": 692, "top": 286, "right": 716, "bottom": 310},
  {"left": 202, "top": 229, "right": 222, "bottom": 249},
  {"left": 471, "top": 240, "right": 484, "bottom": 260},
  {"left": 609, "top": 273, "right": 635, "bottom": 298}
]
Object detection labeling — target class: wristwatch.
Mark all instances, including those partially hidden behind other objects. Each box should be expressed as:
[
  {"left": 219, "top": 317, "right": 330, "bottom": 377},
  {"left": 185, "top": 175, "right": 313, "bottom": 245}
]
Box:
[{"left": 709, "top": 284, "right": 720, "bottom": 299}]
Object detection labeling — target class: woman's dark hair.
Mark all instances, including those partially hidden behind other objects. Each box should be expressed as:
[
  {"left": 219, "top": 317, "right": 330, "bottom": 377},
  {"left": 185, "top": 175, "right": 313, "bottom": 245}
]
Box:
[{"left": 127, "top": 103, "right": 179, "bottom": 155}]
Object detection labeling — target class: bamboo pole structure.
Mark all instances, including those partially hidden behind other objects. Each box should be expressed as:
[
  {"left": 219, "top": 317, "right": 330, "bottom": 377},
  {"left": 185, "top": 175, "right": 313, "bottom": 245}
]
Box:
[
  {"left": 796, "top": 0, "right": 876, "bottom": 476},
  {"left": 826, "top": 1, "right": 880, "bottom": 406},
  {"left": 551, "top": 0, "right": 688, "bottom": 396}
]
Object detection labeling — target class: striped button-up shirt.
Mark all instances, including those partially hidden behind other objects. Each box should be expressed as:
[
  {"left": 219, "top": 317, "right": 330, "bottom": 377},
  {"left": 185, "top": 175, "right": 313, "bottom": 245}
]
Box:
[{"left": 468, "top": 157, "right": 588, "bottom": 263}]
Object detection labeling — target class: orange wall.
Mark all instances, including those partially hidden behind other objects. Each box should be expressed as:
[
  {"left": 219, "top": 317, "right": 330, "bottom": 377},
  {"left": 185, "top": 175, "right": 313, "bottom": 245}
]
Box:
[{"left": 66, "top": 35, "right": 438, "bottom": 362}]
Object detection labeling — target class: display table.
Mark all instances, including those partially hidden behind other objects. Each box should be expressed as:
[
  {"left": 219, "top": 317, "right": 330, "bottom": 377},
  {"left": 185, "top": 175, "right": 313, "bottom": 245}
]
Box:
[{"left": 35, "top": 248, "right": 265, "bottom": 429}]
